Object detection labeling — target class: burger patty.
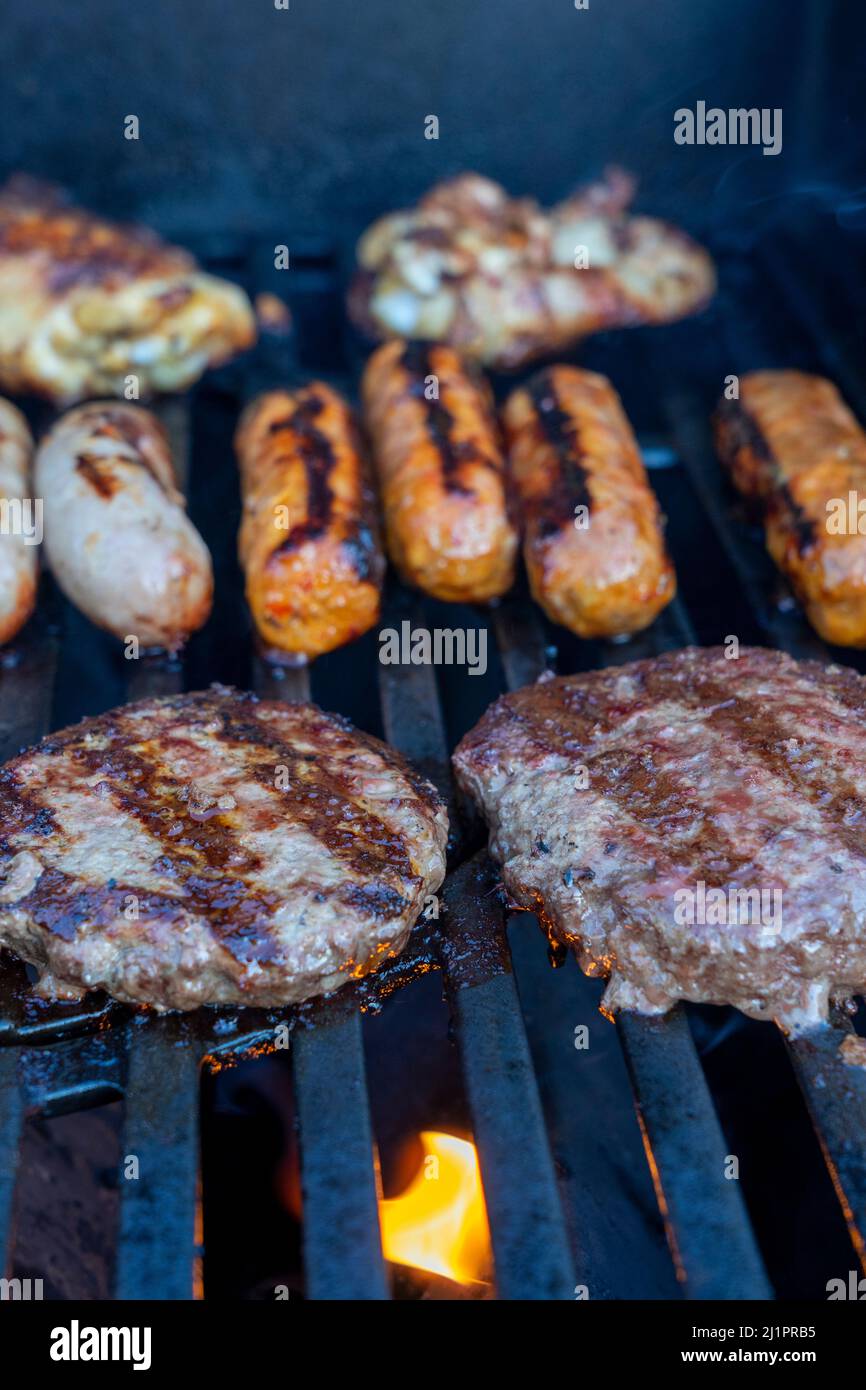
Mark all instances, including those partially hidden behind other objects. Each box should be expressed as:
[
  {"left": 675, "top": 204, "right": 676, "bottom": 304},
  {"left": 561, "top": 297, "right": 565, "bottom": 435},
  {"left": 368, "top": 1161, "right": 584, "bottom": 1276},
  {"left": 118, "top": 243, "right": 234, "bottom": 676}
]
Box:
[
  {"left": 452, "top": 646, "right": 866, "bottom": 1030},
  {"left": 0, "top": 687, "right": 448, "bottom": 1010}
]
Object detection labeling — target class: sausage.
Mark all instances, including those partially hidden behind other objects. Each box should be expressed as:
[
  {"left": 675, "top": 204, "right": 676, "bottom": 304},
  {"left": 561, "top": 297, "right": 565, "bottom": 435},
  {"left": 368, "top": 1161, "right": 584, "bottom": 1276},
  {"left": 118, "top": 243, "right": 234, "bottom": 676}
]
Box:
[
  {"left": 714, "top": 370, "right": 866, "bottom": 647},
  {"left": 502, "top": 365, "right": 676, "bottom": 638},
  {"left": 0, "top": 399, "right": 37, "bottom": 645},
  {"left": 235, "top": 383, "right": 384, "bottom": 660},
  {"left": 34, "top": 402, "right": 212, "bottom": 650},
  {"left": 361, "top": 340, "right": 518, "bottom": 602}
]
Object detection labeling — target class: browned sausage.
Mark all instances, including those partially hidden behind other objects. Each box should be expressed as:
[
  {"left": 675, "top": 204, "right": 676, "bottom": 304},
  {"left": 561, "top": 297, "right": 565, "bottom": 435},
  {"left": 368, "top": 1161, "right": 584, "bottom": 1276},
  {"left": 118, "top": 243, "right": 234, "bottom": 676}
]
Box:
[
  {"left": 715, "top": 370, "right": 866, "bottom": 647},
  {"left": 361, "top": 340, "right": 518, "bottom": 602},
  {"left": 236, "top": 383, "right": 384, "bottom": 660},
  {"left": 502, "top": 365, "right": 676, "bottom": 638}
]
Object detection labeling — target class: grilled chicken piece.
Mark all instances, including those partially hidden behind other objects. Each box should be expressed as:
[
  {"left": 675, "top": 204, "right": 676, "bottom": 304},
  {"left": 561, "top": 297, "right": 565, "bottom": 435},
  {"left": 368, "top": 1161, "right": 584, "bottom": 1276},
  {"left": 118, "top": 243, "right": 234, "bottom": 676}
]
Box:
[
  {"left": 0, "top": 399, "right": 38, "bottom": 644},
  {"left": 0, "top": 687, "right": 448, "bottom": 1010},
  {"left": 349, "top": 168, "right": 715, "bottom": 370},
  {"left": 361, "top": 340, "right": 518, "bottom": 602},
  {"left": 0, "top": 176, "right": 256, "bottom": 403},
  {"left": 715, "top": 371, "right": 866, "bottom": 648},
  {"left": 502, "top": 366, "right": 675, "bottom": 637},
  {"left": 35, "top": 402, "right": 213, "bottom": 651},
  {"left": 453, "top": 646, "right": 866, "bottom": 1030},
  {"left": 236, "top": 383, "right": 384, "bottom": 661}
]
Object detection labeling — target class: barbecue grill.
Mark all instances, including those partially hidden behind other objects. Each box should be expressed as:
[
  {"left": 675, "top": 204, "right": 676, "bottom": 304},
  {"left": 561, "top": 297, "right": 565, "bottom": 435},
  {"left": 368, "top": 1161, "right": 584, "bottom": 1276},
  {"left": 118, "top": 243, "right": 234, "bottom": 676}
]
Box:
[{"left": 2, "top": 201, "right": 866, "bottom": 1304}]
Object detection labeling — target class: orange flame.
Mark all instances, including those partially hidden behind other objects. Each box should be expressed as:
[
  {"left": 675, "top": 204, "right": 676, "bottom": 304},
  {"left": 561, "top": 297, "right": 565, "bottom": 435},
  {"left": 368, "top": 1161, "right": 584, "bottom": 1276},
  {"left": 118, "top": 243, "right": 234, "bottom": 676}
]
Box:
[{"left": 379, "top": 1131, "right": 492, "bottom": 1285}]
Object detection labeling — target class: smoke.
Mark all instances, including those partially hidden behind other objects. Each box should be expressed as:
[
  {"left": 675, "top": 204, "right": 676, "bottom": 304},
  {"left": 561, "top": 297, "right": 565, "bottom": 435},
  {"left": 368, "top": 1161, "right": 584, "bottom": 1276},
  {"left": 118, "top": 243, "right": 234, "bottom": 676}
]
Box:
[
  {"left": 783, "top": 182, "right": 866, "bottom": 230},
  {"left": 707, "top": 158, "right": 866, "bottom": 245}
]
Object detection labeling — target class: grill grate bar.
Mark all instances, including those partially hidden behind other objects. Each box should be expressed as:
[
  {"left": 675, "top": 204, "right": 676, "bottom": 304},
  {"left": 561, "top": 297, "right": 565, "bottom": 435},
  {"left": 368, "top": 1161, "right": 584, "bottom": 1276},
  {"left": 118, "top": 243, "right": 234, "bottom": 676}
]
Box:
[
  {"left": 109, "top": 397, "right": 200, "bottom": 1301},
  {"left": 654, "top": 593, "right": 698, "bottom": 649},
  {"left": 0, "top": 1049, "right": 23, "bottom": 1268},
  {"left": 378, "top": 609, "right": 576, "bottom": 1298},
  {"left": 253, "top": 658, "right": 311, "bottom": 705},
  {"left": 492, "top": 595, "right": 552, "bottom": 694},
  {"left": 0, "top": 418, "right": 79, "bottom": 1283},
  {"left": 116, "top": 1021, "right": 202, "bottom": 1301},
  {"left": 291, "top": 1004, "right": 389, "bottom": 1300},
  {"left": 0, "top": 1033, "right": 127, "bottom": 1277},
  {"left": 0, "top": 625, "right": 60, "bottom": 763},
  {"left": 0, "top": 964, "right": 117, "bottom": 1045},
  {"left": 442, "top": 857, "right": 577, "bottom": 1299},
  {"left": 617, "top": 1009, "right": 772, "bottom": 1299},
  {"left": 125, "top": 653, "right": 185, "bottom": 704},
  {"left": 18, "top": 1032, "right": 124, "bottom": 1114},
  {"left": 786, "top": 1019, "right": 866, "bottom": 1272},
  {"left": 248, "top": 653, "right": 390, "bottom": 1300},
  {"left": 376, "top": 590, "right": 453, "bottom": 803}
]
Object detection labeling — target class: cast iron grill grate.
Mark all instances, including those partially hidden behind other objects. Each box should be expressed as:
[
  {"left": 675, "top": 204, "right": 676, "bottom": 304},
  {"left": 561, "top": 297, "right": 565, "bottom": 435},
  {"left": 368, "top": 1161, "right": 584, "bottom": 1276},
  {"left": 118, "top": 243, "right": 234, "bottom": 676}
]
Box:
[{"left": 1, "top": 219, "right": 866, "bottom": 1301}]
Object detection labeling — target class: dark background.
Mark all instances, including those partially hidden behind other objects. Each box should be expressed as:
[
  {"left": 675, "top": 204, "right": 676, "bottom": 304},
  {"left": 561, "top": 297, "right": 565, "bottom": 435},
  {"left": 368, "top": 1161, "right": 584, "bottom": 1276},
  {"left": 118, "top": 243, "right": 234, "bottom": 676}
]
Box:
[{"left": 2, "top": 0, "right": 863, "bottom": 245}]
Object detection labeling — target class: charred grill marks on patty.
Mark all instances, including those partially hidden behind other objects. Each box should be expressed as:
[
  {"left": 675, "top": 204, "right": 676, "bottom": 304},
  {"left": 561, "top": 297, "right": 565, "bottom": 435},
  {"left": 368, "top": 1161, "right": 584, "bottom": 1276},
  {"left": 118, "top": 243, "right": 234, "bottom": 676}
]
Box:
[{"left": 0, "top": 687, "right": 448, "bottom": 1009}]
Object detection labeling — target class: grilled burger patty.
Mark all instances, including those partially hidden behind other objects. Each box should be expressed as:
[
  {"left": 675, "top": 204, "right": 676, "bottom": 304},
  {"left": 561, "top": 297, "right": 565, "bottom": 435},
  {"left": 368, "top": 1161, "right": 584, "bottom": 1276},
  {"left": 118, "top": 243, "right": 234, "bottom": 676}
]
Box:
[
  {"left": 0, "top": 688, "right": 448, "bottom": 1010},
  {"left": 453, "top": 646, "right": 866, "bottom": 1029}
]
